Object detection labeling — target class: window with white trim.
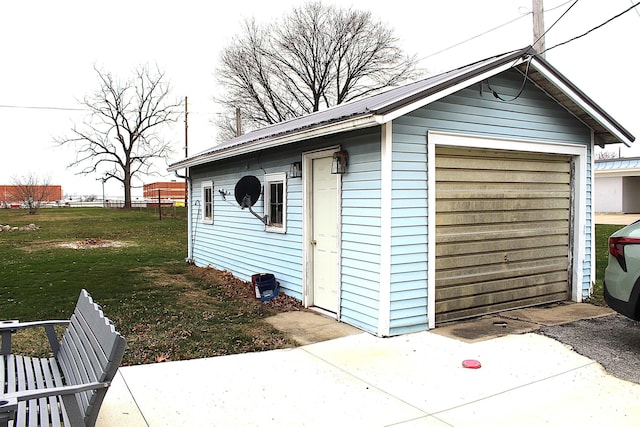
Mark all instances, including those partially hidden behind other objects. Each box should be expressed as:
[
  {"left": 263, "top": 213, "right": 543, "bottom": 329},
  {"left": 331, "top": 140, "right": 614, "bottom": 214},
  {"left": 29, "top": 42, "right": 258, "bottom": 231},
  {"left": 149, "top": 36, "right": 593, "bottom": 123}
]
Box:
[
  {"left": 264, "top": 172, "right": 287, "bottom": 233},
  {"left": 202, "top": 180, "right": 213, "bottom": 224}
]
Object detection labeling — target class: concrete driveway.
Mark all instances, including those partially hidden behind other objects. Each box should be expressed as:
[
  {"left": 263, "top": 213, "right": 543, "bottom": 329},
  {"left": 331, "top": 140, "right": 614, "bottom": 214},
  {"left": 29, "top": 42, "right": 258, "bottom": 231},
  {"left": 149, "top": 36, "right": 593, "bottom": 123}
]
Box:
[{"left": 97, "top": 309, "right": 640, "bottom": 426}]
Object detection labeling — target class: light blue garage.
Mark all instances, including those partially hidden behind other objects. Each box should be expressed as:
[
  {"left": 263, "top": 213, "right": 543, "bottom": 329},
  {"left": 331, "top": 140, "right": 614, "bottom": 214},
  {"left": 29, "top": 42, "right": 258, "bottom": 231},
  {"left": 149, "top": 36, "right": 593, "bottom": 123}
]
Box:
[{"left": 169, "top": 47, "right": 634, "bottom": 336}]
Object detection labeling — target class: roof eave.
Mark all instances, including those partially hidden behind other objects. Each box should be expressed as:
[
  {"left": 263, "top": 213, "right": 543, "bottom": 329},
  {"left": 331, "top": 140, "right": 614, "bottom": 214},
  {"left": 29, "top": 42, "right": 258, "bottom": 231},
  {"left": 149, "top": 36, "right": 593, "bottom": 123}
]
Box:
[
  {"left": 168, "top": 114, "right": 379, "bottom": 171},
  {"left": 526, "top": 56, "right": 635, "bottom": 147},
  {"left": 376, "top": 54, "right": 529, "bottom": 123},
  {"left": 595, "top": 168, "right": 640, "bottom": 177}
]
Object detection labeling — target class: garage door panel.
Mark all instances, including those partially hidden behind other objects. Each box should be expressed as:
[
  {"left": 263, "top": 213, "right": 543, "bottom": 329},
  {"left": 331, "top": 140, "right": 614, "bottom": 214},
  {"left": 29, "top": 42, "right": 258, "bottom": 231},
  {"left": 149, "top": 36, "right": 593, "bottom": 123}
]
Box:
[
  {"left": 436, "top": 197, "right": 570, "bottom": 212},
  {"left": 436, "top": 222, "right": 569, "bottom": 243},
  {"left": 437, "top": 181, "right": 570, "bottom": 196},
  {"left": 437, "top": 168, "right": 570, "bottom": 184},
  {"left": 436, "top": 246, "right": 569, "bottom": 270},
  {"left": 436, "top": 293, "right": 567, "bottom": 323},
  {"left": 437, "top": 146, "right": 567, "bottom": 161},
  {"left": 436, "top": 259, "right": 568, "bottom": 288},
  {"left": 437, "top": 209, "right": 569, "bottom": 226},
  {"left": 436, "top": 234, "right": 569, "bottom": 257},
  {"left": 436, "top": 273, "right": 568, "bottom": 306},
  {"left": 435, "top": 146, "right": 571, "bottom": 323},
  {"left": 436, "top": 156, "right": 571, "bottom": 173}
]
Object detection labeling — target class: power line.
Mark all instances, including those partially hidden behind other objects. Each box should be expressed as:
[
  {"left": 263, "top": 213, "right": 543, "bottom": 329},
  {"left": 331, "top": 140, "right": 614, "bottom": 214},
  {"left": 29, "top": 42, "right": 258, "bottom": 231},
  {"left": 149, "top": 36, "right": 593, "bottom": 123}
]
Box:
[
  {"left": 0, "top": 104, "right": 88, "bottom": 112},
  {"left": 546, "top": 0, "right": 578, "bottom": 12},
  {"left": 0, "top": 103, "right": 216, "bottom": 116},
  {"left": 533, "top": 0, "right": 580, "bottom": 53},
  {"left": 418, "top": 0, "right": 579, "bottom": 64},
  {"left": 418, "top": 13, "right": 531, "bottom": 63},
  {"left": 633, "top": 0, "right": 640, "bottom": 17},
  {"left": 543, "top": 1, "right": 640, "bottom": 53}
]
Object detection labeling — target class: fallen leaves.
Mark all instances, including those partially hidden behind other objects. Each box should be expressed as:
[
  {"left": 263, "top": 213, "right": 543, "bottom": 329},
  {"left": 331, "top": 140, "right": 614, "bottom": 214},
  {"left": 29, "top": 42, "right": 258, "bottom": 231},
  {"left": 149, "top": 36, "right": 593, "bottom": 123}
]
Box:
[{"left": 111, "top": 264, "right": 304, "bottom": 366}]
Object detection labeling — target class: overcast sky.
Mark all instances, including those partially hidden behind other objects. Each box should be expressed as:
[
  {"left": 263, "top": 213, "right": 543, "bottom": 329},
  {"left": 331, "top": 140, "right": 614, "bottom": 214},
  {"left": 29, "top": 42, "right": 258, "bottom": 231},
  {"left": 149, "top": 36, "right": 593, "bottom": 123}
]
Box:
[{"left": 1, "top": 0, "right": 638, "bottom": 198}]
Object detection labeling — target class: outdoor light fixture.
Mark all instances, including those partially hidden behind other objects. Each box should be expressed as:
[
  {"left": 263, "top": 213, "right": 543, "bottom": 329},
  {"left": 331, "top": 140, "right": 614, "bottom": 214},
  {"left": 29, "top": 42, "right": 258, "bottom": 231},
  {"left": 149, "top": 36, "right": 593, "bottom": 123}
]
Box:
[
  {"left": 331, "top": 150, "right": 349, "bottom": 174},
  {"left": 289, "top": 161, "right": 302, "bottom": 178}
]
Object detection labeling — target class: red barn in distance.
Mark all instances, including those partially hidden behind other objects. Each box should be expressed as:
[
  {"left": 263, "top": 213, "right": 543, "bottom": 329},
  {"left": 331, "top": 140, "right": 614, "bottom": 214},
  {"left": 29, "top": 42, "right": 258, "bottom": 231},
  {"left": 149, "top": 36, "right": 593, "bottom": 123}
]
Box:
[
  {"left": 1, "top": 185, "right": 63, "bottom": 206},
  {"left": 143, "top": 182, "right": 186, "bottom": 201}
]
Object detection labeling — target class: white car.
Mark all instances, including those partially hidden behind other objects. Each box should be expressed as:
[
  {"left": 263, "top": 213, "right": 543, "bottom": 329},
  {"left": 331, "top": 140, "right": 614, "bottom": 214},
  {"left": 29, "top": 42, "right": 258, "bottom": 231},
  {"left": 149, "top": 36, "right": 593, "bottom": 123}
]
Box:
[{"left": 604, "top": 220, "right": 640, "bottom": 320}]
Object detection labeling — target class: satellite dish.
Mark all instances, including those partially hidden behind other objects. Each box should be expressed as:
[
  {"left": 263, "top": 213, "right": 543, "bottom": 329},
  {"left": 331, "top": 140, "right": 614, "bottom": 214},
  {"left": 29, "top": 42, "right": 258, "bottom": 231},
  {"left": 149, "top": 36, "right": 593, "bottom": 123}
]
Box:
[{"left": 234, "top": 175, "right": 261, "bottom": 208}]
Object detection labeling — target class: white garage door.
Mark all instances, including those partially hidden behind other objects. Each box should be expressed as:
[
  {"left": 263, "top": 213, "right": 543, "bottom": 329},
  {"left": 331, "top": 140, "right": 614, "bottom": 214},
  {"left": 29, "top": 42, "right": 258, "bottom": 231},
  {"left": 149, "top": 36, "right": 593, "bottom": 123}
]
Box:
[{"left": 435, "top": 146, "right": 572, "bottom": 323}]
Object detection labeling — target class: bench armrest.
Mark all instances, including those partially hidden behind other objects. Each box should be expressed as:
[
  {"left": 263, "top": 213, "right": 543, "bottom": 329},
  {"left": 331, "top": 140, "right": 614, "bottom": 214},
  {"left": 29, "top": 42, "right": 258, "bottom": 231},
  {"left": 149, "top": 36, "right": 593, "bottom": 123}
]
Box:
[
  {"left": 2, "top": 381, "right": 110, "bottom": 402},
  {"left": 0, "top": 397, "right": 17, "bottom": 427},
  {"left": 0, "top": 320, "right": 70, "bottom": 331},
  {"left": 0, "top": 320, "right": 70, "bottom": 356}
]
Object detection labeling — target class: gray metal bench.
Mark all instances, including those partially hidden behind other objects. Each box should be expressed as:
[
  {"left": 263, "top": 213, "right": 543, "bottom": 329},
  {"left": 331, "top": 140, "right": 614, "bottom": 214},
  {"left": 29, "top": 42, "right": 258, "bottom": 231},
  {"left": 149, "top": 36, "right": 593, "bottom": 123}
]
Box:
[{"left": 0, "top": 289, "right": 126, "bottom": 427}]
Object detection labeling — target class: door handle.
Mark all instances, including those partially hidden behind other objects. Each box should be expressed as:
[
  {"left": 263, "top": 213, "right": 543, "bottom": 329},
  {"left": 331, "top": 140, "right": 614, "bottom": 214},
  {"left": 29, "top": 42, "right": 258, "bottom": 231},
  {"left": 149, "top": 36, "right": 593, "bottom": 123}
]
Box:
[{"left": 311, "top": 240, "right": 317, "bottom": 246}]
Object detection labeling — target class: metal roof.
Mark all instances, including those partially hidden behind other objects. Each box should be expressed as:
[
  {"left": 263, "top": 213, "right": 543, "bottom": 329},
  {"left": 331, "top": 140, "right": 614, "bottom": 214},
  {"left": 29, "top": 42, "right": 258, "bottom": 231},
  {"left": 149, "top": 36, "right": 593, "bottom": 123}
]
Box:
[
  {"left": 595, "top": 157, "right": 640, "bottom": 171},
  {"left": 169, "top": 46, "right": 634, "bottom": 171}
]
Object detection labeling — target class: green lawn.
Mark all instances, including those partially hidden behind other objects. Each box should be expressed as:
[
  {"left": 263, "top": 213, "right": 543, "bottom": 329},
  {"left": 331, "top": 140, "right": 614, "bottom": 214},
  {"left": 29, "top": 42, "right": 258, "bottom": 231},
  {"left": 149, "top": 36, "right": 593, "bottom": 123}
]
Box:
[
  {"left": 592, "top": 223, "right": 625, "bottom": 305},
  {"left": 0, "top": 207, "right": 298, "bottom": 365}
]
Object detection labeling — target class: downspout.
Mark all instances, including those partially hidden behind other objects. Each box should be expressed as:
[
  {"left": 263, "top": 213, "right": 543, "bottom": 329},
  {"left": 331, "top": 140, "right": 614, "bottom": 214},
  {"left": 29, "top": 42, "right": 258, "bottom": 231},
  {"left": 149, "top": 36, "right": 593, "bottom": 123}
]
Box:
[{"left": 174, "top": 169, "right": 194, "bottom": 264}]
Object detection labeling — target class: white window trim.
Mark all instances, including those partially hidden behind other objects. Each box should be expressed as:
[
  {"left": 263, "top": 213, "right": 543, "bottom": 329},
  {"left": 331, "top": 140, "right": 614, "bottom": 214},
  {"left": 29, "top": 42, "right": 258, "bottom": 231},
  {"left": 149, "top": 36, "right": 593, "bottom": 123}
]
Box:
[
  {"left": 201, "top": 180, "right": 213, "bottom": 224},
  {"left": 264, "top": 172, "right": 287, "bottom": 233}
]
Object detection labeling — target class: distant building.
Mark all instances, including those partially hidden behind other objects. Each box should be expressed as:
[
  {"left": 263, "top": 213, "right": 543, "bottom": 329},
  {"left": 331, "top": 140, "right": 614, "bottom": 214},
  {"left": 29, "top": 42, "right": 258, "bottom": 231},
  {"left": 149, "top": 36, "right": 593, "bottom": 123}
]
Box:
[
  {"left": 0, "top": 185, "right": 63, "bottom": 205},
  {"left": 143, "top": 181, "right": 186, "bottom": 201},
  {"left": 595, "top": 158, "right": 640, "bottom": 213}
]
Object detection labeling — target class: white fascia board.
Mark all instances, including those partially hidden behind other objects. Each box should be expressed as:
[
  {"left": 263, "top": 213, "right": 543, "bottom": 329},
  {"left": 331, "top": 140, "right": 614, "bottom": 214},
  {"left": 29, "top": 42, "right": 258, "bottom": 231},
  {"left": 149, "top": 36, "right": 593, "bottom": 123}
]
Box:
[
  {"left": 168, "top": 115, "right": 378, "bottom": 171},
  {"left": 595, "top": 168, "right": 640, "bottom": 177},
  {"left": 529, "top": 59, "right": 633, "bottom": 147},
  {"left": 375, "top": 58, "right": 526, "bottom": 124}
]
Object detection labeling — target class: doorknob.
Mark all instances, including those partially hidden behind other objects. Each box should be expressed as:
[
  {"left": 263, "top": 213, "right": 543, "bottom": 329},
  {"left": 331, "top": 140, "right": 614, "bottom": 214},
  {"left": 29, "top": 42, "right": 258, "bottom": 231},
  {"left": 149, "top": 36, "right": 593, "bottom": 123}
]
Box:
[{"left": 311, "top": 240, "right": 317, "bottom": 246}]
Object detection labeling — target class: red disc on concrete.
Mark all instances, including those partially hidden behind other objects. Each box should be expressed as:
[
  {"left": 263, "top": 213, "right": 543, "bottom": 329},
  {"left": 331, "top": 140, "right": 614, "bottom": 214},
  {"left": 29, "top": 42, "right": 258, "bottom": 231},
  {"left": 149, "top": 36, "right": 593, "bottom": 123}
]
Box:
[{"left": 462, "top": 359, "right": 481, "bottom": 369}]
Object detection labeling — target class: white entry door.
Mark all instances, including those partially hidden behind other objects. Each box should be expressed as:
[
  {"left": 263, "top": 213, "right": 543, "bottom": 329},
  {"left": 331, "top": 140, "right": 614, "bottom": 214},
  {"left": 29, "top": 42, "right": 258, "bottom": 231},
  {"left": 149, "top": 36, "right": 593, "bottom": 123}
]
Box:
[{"left": 311, "top": 156, "right": 339, "bottom": 313}]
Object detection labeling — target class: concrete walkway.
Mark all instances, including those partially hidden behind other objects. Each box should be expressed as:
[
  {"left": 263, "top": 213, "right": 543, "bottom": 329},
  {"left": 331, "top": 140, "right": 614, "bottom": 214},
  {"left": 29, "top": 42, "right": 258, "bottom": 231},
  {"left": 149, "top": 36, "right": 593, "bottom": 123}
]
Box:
[
  {"left": 595, "top": 213, "right": 640, "bottom": 225},
  {"left": 97, "top": 305, "right": 640, "bottom": 427}
]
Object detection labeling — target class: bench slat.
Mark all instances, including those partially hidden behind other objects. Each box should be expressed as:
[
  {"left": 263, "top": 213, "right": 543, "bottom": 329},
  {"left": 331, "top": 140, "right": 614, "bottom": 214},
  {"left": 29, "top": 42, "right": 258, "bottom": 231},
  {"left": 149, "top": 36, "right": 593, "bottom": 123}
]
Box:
[
  {"left": 74, "top": 292, "right": 120, "bottom": 359},
  {"left": 13, "top": 356, "right": 27, "bottom": 427},
  {"left": 59, "top": 328, "right": 93, "bottom": 412},
  {"left": 71, "top": 312, "right": 109, "bottom": 376},
  {"left": 66, "top": 319, "right": 104, "bottom": 382},
  {"left": 25, "top": 358, "right": 38, "bottom": 427},
  {"left": 32, "top": 357, "right": 49, "bottom": 427},
  {"left": 40, "top": 358, "right": 62, "bottom": 427},
  {"left": 47, "top": 357, "right": 70, "bottom": 427}
]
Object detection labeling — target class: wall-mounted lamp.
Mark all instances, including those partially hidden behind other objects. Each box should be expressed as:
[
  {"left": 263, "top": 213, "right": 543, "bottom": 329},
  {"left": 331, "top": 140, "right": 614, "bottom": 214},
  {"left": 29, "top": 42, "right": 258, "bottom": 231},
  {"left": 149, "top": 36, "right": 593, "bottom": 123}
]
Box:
[
  {"left": 290, "top": 161, "right": 302, "bottom": 178},
  {"left": 331, "top": 150, "right": 349, "bottom": 174}
]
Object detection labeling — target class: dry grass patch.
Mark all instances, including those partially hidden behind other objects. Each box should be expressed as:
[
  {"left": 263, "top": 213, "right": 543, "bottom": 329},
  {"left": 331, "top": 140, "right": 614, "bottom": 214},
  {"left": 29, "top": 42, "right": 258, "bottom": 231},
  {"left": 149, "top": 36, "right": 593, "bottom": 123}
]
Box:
[
  {"left": 109, "top": 265, "right": 304, "bottom": 365},
  {"left": 57, "top": 238, "right": 134, "bottom": 249}
]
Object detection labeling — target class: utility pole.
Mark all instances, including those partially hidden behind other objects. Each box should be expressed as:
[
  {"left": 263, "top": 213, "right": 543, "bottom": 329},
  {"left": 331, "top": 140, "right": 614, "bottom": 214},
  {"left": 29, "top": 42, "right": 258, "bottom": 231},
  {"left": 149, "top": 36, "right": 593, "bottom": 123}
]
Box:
[
  {"left": 235, "top": 107, "right": 242, "bottom": 137},
  {"left": 184, "top": 96, "right": 188, "bottom": 205},
  {"left": 533, "top": 0, "right": 545, "bottom": 57}
]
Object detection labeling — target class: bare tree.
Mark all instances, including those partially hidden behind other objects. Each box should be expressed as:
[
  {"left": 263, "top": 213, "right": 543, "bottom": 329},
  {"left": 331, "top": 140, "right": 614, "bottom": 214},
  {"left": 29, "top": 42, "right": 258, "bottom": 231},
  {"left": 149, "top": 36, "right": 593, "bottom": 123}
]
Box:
[
  {"left": 215, "top": 2, "right": 420, "bottom": 139},
  {"left": 56, "top": 64, "right": 181, "bottom": 208},
  {"left": 595, "top": 150, "right": 620, "bottom": 160},
  {"left": 9, "top": 173, "right": 52, "bottom": 214}
]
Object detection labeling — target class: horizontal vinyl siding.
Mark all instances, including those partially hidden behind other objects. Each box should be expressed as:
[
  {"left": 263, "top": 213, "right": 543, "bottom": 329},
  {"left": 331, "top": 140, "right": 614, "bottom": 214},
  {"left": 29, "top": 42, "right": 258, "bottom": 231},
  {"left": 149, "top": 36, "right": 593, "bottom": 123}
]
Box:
[
  {"left": 190, "top": 150, "right": 304, "bottom": 300},
  {"left": 340, "top": 130, "right": 382, "bottom": 334},
  {"left": 388, "top": 129, "right": 428, "bottom": 335},
  {"left": 390, "top": 69, "right": 592, "bottom": 332}
]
